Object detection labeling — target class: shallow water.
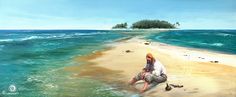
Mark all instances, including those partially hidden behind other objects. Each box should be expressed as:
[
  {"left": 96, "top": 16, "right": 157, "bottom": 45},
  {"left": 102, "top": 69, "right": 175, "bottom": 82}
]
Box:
[
  {"left": 146, "top": 30, "right": 236, "bottom": 54},
  {"left": 0, "top": 30, "right": 133, "bottom": 97}
]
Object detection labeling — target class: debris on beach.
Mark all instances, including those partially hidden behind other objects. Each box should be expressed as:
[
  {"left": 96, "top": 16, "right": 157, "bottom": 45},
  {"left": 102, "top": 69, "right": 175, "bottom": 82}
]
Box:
[
  {"left": 125, "top": 50, "right": 132, "bottom": 53},
  {"left": 165, "top": 83, "right": 172, "bottom": 91},
  {"left": 144, "top": 42, "right": 150, "bottom": 45},
  {"left": 210, "top": 60, "right": 219, "bottom": 63},
  {"left": 198, "top": 57, "right": 205, "bottom": 59},
  {"left": 165, "top": 83, "right": 184, "bottom": 91},
  {"left": 170, "top": 84, "right": 184, "bottom": 88},
  {"left": 144, "top": 41, "right": 151, "bottom": 45}
]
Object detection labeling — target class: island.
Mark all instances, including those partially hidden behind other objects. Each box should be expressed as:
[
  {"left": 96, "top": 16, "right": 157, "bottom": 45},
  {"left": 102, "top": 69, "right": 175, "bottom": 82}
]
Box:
[
  {"left": 112, "top": 19, "right": 179, "bottom": 29},
  {"left": 112, "top": 22, "right": 128, "bottom": 29}
]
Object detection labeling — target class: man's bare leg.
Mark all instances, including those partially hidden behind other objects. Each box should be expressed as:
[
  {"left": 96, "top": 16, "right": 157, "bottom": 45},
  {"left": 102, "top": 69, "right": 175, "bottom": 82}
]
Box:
[
  {"left": 140, "top": 81, "right": 149, "bottom": 93},
  {"left": 129, "top": 71, "right": 146, "bottom": 85}
]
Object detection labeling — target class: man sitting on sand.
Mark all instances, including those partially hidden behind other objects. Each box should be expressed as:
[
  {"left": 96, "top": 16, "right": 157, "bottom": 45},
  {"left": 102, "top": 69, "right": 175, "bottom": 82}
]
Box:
[{"left": 129, "top": 53, "right": 167, "bottom": 93}]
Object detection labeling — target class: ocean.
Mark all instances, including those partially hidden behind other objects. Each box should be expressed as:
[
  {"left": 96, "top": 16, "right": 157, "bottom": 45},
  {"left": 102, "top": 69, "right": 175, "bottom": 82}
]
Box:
[
  {"left": 0, "top": 30, "right": 130, "bottom": 97},
  {"left": 1, "top": 29, "right": 236, "bottom": 97},
  {"left": 146, "top": 30, "right": 236, "bottom": 54}
]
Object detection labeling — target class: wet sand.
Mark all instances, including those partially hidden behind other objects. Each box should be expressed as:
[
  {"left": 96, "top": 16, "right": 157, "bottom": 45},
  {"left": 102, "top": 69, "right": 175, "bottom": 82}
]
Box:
[{"left": 65, "top": 37, "right": 236, "bottom": 97}]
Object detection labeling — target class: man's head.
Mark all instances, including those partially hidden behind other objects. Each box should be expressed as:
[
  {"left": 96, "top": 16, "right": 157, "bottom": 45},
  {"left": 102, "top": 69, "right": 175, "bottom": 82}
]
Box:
[
  {"left": 146, "top": 53, "right": 153, "bottom": 61},
  {"left": 146, "top": 53, "right": 155, "bottom": 65}
]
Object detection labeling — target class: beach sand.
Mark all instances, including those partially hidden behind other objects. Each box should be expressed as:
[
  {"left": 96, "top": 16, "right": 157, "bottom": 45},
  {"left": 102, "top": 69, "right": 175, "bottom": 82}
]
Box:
[{"left": 65, "top": 37, "right": 236, "bottom": 97}]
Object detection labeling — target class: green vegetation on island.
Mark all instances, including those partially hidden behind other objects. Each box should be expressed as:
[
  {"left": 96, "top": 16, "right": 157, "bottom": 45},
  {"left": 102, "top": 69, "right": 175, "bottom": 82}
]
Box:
[
  {"left": 131, "top": 20, "right": 176, "bottom": 29},
  {"left": 112, "top": 22, "right": 128, "bottom": 29},
  {"left": 112, "top": 19, "right": 179, "bottom": 29}
]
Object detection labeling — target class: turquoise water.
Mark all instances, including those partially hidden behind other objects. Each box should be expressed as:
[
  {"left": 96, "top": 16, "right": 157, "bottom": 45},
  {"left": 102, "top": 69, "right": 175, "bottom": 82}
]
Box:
[
  {"left": 146, "top": 30, "right": 236, "bottom": 54},
  {"left": 0, "top": 30, "right": 134, "bottom": 97},
  {"left": 2, "top": 29, "right": 235, "bottom": 97}
]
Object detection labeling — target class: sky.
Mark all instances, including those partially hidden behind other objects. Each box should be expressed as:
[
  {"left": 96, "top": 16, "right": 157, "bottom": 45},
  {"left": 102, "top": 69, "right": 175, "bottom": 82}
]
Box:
[{"left": 0, "top": 0, "right": 235, "bottom": 29}]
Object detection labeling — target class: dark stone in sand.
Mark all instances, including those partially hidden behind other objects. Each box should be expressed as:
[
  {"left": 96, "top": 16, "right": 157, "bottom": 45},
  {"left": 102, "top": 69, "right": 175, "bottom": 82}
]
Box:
[
  {"left": 165, "top": 83, "right": 172, "bottom": 91},
  {"left": 210, "top": 60, "right": 219, "bottom": 63},
  {"left": 144, "top": 41, "right": 151, "bottom": 45},
  {"left": 198, "top": 57, "right": 205, "bottom": 59},
  {"left": 144, "top": 42, "right": 150, "bottom": 45},
  {"left": 125, "top": 50, "right": 132, "bottom": 53}
]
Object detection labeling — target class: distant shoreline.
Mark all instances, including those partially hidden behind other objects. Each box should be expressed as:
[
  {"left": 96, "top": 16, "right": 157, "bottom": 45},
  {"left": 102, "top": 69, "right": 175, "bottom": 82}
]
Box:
[
  {"left": 0, "top": 28, "right": 235, "bottom": 31},
  {"left": 110, "top": 28, "right": 178, "bottom": 31}
]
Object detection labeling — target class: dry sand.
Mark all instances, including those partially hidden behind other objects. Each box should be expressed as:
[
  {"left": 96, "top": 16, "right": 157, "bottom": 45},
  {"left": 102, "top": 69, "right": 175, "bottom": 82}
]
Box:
[{"left": 65, "top": 37, "right": 236, "bottom": 97}]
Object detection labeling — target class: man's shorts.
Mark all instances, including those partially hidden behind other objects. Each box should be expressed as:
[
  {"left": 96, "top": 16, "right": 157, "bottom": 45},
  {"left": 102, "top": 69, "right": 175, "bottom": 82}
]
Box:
[{"left": 134, "top": 72, "right": 167, "bottom": 84}]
